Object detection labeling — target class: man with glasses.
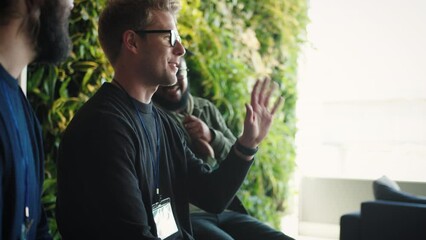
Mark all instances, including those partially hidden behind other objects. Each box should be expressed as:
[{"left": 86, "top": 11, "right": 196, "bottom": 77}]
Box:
[
  {"left": 154, "top": 57, "right": 294, "bottom": 240},
  {"left": 56, "top": 0, "right": 283, "bottom": 239},
  {"left": 0, "top": 0, "right": 73, "bottom": 239}
]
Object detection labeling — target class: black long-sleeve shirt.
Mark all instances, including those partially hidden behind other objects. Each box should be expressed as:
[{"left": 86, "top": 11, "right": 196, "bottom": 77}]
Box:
[{"left": 56, "top": 83, "right": 253, "bottom": 240}]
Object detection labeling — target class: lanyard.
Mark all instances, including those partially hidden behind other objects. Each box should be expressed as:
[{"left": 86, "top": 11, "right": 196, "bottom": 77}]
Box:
[
  {"left": 0, "top": 80, "right": 33, "bottom": 233},
  {"left": 112, "top": 80, "right": 162, "bottom": 202},
  {"left": 134, "top": 102, "right": 162, "bottom": 201}
]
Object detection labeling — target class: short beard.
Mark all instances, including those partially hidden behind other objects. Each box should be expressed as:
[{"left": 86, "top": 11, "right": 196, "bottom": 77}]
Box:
[
  {"left": 34, "top": 0, "right": 72, "bottom": 64},
  {"left": 153, "top": 87, "right": 190, "bottom": 112}
]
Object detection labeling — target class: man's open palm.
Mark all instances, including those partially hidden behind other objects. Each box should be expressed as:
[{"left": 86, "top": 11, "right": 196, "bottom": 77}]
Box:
[{"left": 239, "top": 78, "right": 283, "bottom": 148}]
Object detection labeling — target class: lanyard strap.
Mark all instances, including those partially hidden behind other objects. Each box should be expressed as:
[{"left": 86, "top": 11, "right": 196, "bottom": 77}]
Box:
[
  {"left": 112, "top": 80, "right": 162, "bottom": 201},
  {"left": 134, "top": 103, "right": 162, "bottom": 201},
  {"left": 0, "top": 81, "right": 31, "bottom": 226}
]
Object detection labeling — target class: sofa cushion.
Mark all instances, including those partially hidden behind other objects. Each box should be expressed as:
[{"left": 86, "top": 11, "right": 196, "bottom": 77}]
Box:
[{"left": 373, "top": 175, "right": 426, "bottom": 204}]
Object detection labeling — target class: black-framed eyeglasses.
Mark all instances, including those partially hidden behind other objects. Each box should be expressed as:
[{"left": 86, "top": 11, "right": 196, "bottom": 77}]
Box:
[
  {"left": 177, "top": 68, "right": 189, "bottom": 77},
  {"left": 134, "top": 29, "right": 181, "bottom": 47}
]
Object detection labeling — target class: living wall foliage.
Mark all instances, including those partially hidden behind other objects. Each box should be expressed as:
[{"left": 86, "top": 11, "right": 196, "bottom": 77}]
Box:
[
  {"left": 179, "top": 0, "right": 308, "bottom": 227},
  {"left": 27, "top": 0, "right": 307, "bottom": 237}
]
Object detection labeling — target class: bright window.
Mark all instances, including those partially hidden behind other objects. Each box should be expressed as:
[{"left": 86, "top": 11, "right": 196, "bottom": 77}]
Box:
[{"left": 296, "top": 0, "right": 426, "bottom": 182}]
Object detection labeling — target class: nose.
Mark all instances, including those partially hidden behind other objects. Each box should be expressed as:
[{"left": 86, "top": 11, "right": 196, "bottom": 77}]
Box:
[
  {"left": 173, "top": 40, "right": 186, "bottom": 56},
  {"left": 68, "top": 0, "right": 74, "bottom": 9}
]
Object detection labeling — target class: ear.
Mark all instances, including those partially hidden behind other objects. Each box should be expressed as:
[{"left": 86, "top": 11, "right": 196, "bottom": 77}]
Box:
[{"left": 122, "top": 30, "right": 139, "bottom": 54}]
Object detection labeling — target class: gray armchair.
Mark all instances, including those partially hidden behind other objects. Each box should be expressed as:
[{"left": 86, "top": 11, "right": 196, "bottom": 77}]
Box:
[
  {"left": 340, "top": 200, "right": 426, "bottom": 240},
  {"left": 340, "top": 176, "right": 426, "bottom": 240}
]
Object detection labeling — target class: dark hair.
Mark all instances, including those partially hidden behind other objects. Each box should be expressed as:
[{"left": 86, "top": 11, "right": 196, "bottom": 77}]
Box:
[
  {"left": 98, "top": 0, "right": 181, "bottom": 64},
  {"left": 0, "top": 0, "right": 44, "bottom": 44}
]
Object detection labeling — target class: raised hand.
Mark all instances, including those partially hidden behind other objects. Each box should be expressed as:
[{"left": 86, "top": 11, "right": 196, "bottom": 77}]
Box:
[
  {"left": 183, "top": 115, "right": 212, "bottom": 143},
  {"left": 238, "top": 77, "right": 283, "bottom": 151}
]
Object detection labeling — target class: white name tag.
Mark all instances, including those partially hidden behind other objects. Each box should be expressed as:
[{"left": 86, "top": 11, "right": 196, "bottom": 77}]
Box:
[{"left": 152, "top": 198, "right": 178, "bottom": 239}]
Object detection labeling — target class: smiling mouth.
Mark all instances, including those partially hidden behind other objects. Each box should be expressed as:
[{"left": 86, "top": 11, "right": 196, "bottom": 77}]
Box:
[
  {"left": 169, "top": 62, "right": 179, "bottom": 71},
  {"left": 163, "top": 83, "right": 179, "bottom": 91}
]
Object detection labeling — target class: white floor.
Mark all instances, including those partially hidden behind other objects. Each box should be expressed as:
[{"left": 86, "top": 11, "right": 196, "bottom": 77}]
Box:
[
  {"left": 298, "top": 237, "right": 336, "bottom": 240},
  {"left": 281, "top": 214, "right": 339, "bottom": 240}
]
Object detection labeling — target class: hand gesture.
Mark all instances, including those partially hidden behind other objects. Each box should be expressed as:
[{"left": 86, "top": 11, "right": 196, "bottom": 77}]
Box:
[
  {"left": 192, "top": 139, "right": 215, "bottom": 159},
  {"left": 183, "top": 115, "right": 212, "bottom": 143},
  {"left": 238, "top": 77, "right": 283, "bottom": 149}
]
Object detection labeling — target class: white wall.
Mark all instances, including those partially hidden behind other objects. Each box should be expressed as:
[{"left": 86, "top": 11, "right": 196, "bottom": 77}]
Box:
[
  {"left": 296, "top": 0, "right": 426, "bottom": 182},
  {"left": 294, "top": 0, "right": 426, "bottom": 237}
]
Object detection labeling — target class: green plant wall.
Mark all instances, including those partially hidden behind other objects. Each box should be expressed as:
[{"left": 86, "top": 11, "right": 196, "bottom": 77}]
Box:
[
  {"left": 27, "top": 0, "right": 307, "bottom": 238},
  {"left": 179, "top": 0, "right": 308, "bottom": 227}
]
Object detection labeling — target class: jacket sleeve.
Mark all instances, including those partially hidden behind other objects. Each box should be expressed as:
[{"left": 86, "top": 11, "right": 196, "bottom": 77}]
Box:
[
  {"left": 56, "top": 113, "right": 160, "bottom": 240},
  {"left": 209, "top": 101, "right": 236, "bottom": 163},
  {"left": 198, "top": 100, "right": 236, "bottom": 164},
  {"left": 186, "top": 145, "right": 253, "bottom": 213}
]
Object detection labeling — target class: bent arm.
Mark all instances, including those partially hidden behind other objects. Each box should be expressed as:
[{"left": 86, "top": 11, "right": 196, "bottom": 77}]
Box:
[{"left": 187, "top": 146, "right": 253, "bottom": 213}]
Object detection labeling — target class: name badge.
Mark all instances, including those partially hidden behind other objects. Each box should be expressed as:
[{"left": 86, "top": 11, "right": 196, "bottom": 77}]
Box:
[{"left": 152, "top": 198, "right": 178, "bottom": 239}]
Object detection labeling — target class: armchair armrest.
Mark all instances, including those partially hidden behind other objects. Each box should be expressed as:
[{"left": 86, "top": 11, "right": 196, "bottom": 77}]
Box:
[
  {"left": 361, "top": 200, "right": 426, "bottom": 240},
  {"left": 340, "top": 211, "right": 360, "bottom": 240}
]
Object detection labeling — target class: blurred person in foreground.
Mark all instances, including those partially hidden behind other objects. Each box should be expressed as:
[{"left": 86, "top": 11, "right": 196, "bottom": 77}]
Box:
[{"left": 0, "top": 0, "right": 73, "bottom": 239}]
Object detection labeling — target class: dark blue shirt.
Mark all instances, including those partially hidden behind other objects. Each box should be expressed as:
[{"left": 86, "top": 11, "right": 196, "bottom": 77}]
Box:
[{"left": 0, "top": 65, "right": 51, "bottom": 240}]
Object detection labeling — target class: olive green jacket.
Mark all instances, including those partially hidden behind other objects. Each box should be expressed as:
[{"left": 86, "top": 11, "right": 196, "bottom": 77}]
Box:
[{"left": 159, "top": 95, "right": 236, "bottom": 167}]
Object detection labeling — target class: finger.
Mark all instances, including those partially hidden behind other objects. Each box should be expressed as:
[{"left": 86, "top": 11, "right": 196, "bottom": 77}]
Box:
[
  {"left": 270, "top": 96, "right": 284, "bottom": 115},
  {"left": 190, "top": 130, "right": 202, "bottom": 139},
  {"left": 257, "top": 77, "right": 271, "bottom": 107},
  {"left": 195, "top": 139, "right": 215, "bottom": 158},
  {"left": 183, "top": 115, "right": 196, "bottom": 124},
  {"left": 186, "top": 124, "right": 201, "bottom": 134},
  {"left": 244, "top": 103, "right": 254, "bottom": 123},
  {"left": 184, "top": 122, "right": 197, "bottom": 131},
  {"left": 187, "top": 128, "right": 198, "bottom": 138},
  {"left": 263, "top": 81, "right": 278, "bottom": 108},
  {"left": 250, "top": 79, "right": 261, "bottom": 108}
]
